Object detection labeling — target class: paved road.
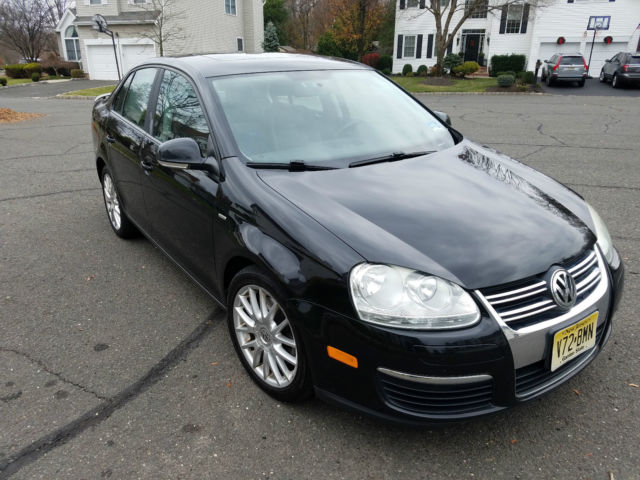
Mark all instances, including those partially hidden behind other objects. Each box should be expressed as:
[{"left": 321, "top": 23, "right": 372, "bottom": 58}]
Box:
[
  {"left": 0, "top": 93, "right": 638, "bottom": 480},
  {"left": 541, "top": 76, "right": 640, "bottom": 97},
  {"left": 0, "top": 80, "right": 115, "bottom": 98}
]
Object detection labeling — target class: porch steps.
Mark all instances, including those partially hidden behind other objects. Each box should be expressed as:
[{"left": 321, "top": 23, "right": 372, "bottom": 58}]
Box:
[{"left": 469, "top": 66, "right": 489, "bottom": 78}]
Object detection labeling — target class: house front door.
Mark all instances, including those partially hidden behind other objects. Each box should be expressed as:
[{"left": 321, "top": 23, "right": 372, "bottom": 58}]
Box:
[{"left": 464, "top": 34, "right": 480, "bottom": 62}]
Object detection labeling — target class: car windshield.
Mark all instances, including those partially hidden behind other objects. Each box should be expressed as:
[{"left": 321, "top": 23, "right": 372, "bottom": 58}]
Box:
[
  {"left": 560, "top": 56, "right": 584, "bottom": 65},
  {"left": 209, "top": 70, "right": 455, "bottom": 166}
]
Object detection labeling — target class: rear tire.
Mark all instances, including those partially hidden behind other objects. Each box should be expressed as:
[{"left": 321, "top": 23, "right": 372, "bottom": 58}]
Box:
[
  {"left": 578, "top": 79, "right": 585, "bottom": 88},
  {"left": 101, "top": 167, "right": 138, "bottom": 239},
  {"left": 545, "top": 75, "right": 554, "bottom": 87},
  {"left": 227, "top": 266, "right": 313, "bottom": 402}
]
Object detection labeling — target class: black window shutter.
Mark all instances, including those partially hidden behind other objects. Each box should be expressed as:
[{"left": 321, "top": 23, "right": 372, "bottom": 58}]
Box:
[
  {"left": 447, "top": 42, "right": 453, "bottom": 55},
  {"left": 416, "top": 35, "right": 423, "bottom": 58},
  {"left": 426, "top": 34, "right": 434, "bottom": 58},
  {"left": 499, "top": 5, "right": 508, "bottom": 34},
  {"left": 397, "top": 35, "right": 403, "bottom": 59},
  {"left": 400, "top": 0, "right": 405, "bottom": 9},
  {"left": 521, "top": 4, "right": 530, "bottom": 34},
  {"left": 419, "top": 0, "right": 425, "bottom": 8}
]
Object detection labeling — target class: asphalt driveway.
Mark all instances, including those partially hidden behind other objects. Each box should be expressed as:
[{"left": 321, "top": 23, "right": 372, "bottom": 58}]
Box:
[
  {"left": 541, "top": 76, "right": 640, "bottom": 96},
  {"left": 0, "top": 94, "right": 638, "bottom": 479}
]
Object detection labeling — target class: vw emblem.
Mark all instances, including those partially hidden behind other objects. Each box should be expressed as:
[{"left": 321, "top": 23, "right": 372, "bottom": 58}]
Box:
[{"left": 549, "top": 269, "right": 576, "bottom": 309}]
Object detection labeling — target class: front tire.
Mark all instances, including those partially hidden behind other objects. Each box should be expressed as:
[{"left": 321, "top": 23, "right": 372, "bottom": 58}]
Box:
[
  {"left": 545, "top": 75, "right": 554, "bottom": 87},
  {"left": 612, "top": 74, "right": 620, "bottom": 89},
  {"left": 227, "top": 266, "right": 312, "bottom": 402},
  {"left": 101, "top": 167, "right": 138, "bottom": 238},
  {"left": 599, "top": 70, "right": 606, "bottom": 83}
]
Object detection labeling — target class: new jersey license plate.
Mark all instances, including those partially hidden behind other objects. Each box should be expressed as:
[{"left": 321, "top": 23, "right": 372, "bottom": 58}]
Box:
[{"left": 550, "top": 312, "right": 598, "bottom": 372}]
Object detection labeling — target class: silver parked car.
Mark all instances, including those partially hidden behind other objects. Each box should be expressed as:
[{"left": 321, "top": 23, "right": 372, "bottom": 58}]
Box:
[{"left": 541, "top": 53, "right": 588, "bottom": 87}]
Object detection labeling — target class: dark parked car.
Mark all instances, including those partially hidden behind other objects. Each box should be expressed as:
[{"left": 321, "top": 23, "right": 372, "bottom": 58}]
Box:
[
  {"left": 541, "top": 53, "right": 588, "bottom": 87},
  {"left": 599, "top": 52, "right": 640, "bottom": 88},
  {"left": 92, "top": 54, "right": 624, "bottom": 424}
]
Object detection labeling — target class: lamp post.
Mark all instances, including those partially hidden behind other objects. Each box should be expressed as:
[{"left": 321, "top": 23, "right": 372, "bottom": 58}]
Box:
[
  {"left": 587, "top": 22, "right": 602, "bottom": 78},
  {"left": 92, "top": 14, "right": 121, "bottom": 81}
]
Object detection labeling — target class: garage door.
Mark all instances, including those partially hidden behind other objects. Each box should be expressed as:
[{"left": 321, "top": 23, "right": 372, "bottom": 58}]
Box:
[
  {"left": 86, "top": 44, "right": 119, "bottom": 81},
  {"left": 585, "top": 42, "right": 627, "bottom": 75},
  {"left": 537, "top": 42, "right": 581, "bottom": 63},
  {"left": 121, "top": 44, "right": 156, "bottom": 76}
]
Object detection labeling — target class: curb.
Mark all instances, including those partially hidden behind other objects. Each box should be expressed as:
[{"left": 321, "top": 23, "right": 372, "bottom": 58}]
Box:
[
  {"left": 412, "top": 91, "right": 546, "bottom": 95},
  {"left": 54, "top": 94, "right": 99, "bottom": 100}
]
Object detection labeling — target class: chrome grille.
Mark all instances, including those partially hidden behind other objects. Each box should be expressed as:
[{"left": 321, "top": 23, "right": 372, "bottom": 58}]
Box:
[{"left": 481, "top": 250, "right": 602, "bottom": 330}]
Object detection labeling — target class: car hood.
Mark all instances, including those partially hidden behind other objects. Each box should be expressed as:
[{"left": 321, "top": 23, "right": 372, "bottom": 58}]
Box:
[{"left": 256, "top": 141, "right": 595, "bottom": 289}]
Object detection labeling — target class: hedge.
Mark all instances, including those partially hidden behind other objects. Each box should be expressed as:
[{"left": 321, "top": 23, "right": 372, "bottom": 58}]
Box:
[
  {"left": 0, "top": 77, "right": 7, "bottom": 86},
  {"left": 490, "top": 54, "right": 526, "bottom": 77},
  {"left": 377, "top": 55, "right": 392, "bottom": 72},
  {"left": 31, "top": 72, "right": 41, "bottom": 82},
  {"left": 453, "top": 61, "right": 480, "bottom": 77},
  {"left": 362, "top": 52, "right": 380, "bottom": 69},
  {"left": 402, "top": 64, "right": 413, "bottom": 76},
  {"left": 2, "top": 63, "right": 41, "bottom": 78},
  {"left": 497, "top": 74, "right": 515, "bottom": 87},
  {"left": 71, "top": 69, "right": 85, "bottom": 78}
]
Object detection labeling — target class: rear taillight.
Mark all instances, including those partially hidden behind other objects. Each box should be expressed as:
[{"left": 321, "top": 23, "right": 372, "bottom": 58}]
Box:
[
  {"left": 583, "top": 58, "right": 588, "bottom": 71},
  {"left": 623, "top": 64, "right": 630, "bottom": 72},
  {"left": 553, "top": 57, "right": 561, "bottom": 72}
]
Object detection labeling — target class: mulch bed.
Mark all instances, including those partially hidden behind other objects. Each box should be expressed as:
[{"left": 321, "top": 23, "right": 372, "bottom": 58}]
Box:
[
  {"left": 420, "top": 77, "right": 455, "bottom": 86},
  {"left": 486, "top": 84, "right": 544, "bottom": 93},
  {"left": 0, "top": 108, "right": 44, "bottom": 124}
]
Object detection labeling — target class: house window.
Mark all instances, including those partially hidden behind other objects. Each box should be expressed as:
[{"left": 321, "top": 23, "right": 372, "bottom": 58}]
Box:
[
  {"left": 64, "top": 26, "right": 81, "bottom": 61},
  {"left": 225, "top": 0, "right": 236, "bottom": 15},
  {"left": 440, "top": 0, "right": 449, "bottom": 7},
  {"left": 89, "top": 0, "right": 103, "bottom": 4},
  {"left": 237, "top": 37, "right": 244, "bottom": 51},
  {"left": 505, "top": 4, "right": 524, "bottom": 33},
  {"left": 403, "top": 35, "right": 416, "bottom": 58},
  {"left": 407, "top": 0, "right": 418, "bottom": 7},
  {"left": 465, "top": 0, "right": 487, "bottom": 18}
]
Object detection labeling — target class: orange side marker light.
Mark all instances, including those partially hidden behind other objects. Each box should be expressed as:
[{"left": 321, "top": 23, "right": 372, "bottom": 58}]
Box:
[{"left": 327, "top": 346, "right": 358, "bottom": 368}]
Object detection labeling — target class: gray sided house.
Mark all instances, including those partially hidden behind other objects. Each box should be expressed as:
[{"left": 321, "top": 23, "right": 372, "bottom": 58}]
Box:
[{"left": 56, "top": 0, "right": 264, "bottom": 80}]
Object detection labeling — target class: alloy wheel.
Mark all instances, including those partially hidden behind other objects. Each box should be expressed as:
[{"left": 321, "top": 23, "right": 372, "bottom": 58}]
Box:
[
  {"left": 233, "top": 285, "right": 298, "bottom": 388},
  {"left": 102, "top": 173, "right": 121, "bottom": 230}
]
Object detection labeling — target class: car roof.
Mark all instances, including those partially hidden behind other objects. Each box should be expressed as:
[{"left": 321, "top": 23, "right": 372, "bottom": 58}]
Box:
[
  {"left": 138, "top": 53, "right": 369, "bottom": 78},
  {"left": 557, "top": 53, "right": 583, "bottom": 57}
]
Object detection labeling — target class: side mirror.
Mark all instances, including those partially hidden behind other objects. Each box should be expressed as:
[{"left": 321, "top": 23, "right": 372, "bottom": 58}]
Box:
[
  {"left": 433, "top": 110, "right": 452, "bottom": 126},
  {"left": 157, "top": 137, "right": 220, "bottom": 179},
  {"left": 605, "top": 59, "right": 611, "bottom": 63},
  {"left": 544, "top": 59, "right": 549, "bottom": 63}
]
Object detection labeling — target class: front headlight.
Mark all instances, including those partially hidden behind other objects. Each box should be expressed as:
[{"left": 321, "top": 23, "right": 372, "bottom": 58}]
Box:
[
  {"left": 586, "top": 203, "right": 614, "bottom": 264},
  {"left": 349, "top": 264, "right": 480, "bottom": 330}
]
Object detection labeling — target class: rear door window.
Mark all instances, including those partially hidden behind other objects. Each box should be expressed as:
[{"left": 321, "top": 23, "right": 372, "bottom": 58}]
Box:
[
  {"left": 121, "top": 68, "right": 158, "bottom": 128},
  {"left": 560, "top": 56, "right": 583, "bottom": 65}
]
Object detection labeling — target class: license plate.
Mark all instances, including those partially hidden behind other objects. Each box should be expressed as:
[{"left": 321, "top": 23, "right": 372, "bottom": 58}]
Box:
[{"left": 550, "top": 312, "right": 598, "bottom": 372}]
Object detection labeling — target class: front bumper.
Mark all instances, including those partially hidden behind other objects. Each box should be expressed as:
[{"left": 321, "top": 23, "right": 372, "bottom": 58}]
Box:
[{"left": 292, "top": 249, "right": 624, "bottom": 425}]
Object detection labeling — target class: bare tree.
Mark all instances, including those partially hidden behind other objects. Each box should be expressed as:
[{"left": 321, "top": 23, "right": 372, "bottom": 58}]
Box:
[
  {"left": 44, "top": 0, "right": 71, "bottom": 26},
  {"left": 0, "top": 0, "right": 54, "bottom": 61},
  {"left": 134, "top": 0, "right": 185, "bottom": 57},
  {"left": 411, "top": 0, "right": 552, "bottom": 75},
  {"left": 289, "top": 0, "right": 319, "bottom": 50}
]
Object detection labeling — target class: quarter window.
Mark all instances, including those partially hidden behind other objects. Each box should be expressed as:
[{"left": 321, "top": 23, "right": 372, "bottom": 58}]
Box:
[
  {"left": 121, "top": 68, "right": 157, "bottom": 128},
  {"left": 112, "top": 73, "right": 134, "bottom": 114},
  {"left": 225, "top": 0, "right": 236, "bottom": 15},
  {"left": 153, "top": 70, "right": 210, "bottom": 157},
  {"left": 403, "top": 35, "right": 416, "bottom": 58}
]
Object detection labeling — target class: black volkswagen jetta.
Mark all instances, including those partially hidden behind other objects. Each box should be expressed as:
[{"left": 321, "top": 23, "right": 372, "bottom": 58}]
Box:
[{"left": 92, "top": 53, "right": 624, "bottom": 424}]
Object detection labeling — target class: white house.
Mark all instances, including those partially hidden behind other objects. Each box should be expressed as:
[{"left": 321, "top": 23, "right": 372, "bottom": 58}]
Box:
[
  {"left": 56, "top": 0, "right": 264, "bottom": 80},
  {"left": 393, "top": 0, "right": 640, "bottom": 75}
]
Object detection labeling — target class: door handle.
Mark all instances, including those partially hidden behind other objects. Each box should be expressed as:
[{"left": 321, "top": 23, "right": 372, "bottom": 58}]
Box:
[{"left": 106, "top": 135, "right": 116, "bottom": 144}]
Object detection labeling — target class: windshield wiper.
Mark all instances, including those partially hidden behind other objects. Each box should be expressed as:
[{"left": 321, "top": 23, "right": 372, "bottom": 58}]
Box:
[
  {"left": 349, "top": 151, "right": 435, "bottom": 168},
  {"left": 246, "top": 160, "right": 336, "bottom": 171}
]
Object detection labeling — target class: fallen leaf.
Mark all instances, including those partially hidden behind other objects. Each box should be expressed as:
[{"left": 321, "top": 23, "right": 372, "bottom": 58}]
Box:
[
  {"left": 210, "top": 362, "right": 218, "bottom": 366},
  {"left": 87, "top": 275, "right": 95, "bottom": 281},
  {"left": 573, "top": 388, "right": 581, "bottom": 396},
  {"left": 227, "top": 381, "right": 231, "bottom": 388},
  {"left": 141, "top": 265, "right": 146, "bottom": 269},
  {"left": 609, "top": 472, "right": 615, "bottom": 480},
  {"left": 585, "top": 452, "right": 593, "bottom": 457},
  {"left": 510, "top": 439, "right": 517, "bottom": 445},
  {"left": 629, "top": 383, "right": 639, "bottom": 388}
]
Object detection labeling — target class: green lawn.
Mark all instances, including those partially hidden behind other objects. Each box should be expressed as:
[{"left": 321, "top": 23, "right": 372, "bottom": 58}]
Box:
[
  {"left": 64, "top": 85, "right": 116, "bottom": 96},
  {"left": 392, "top": 76, "right": 498, "bottom": 93},
  {"left": 5, "top": 78, "right": 32, "bottom": 86}
]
